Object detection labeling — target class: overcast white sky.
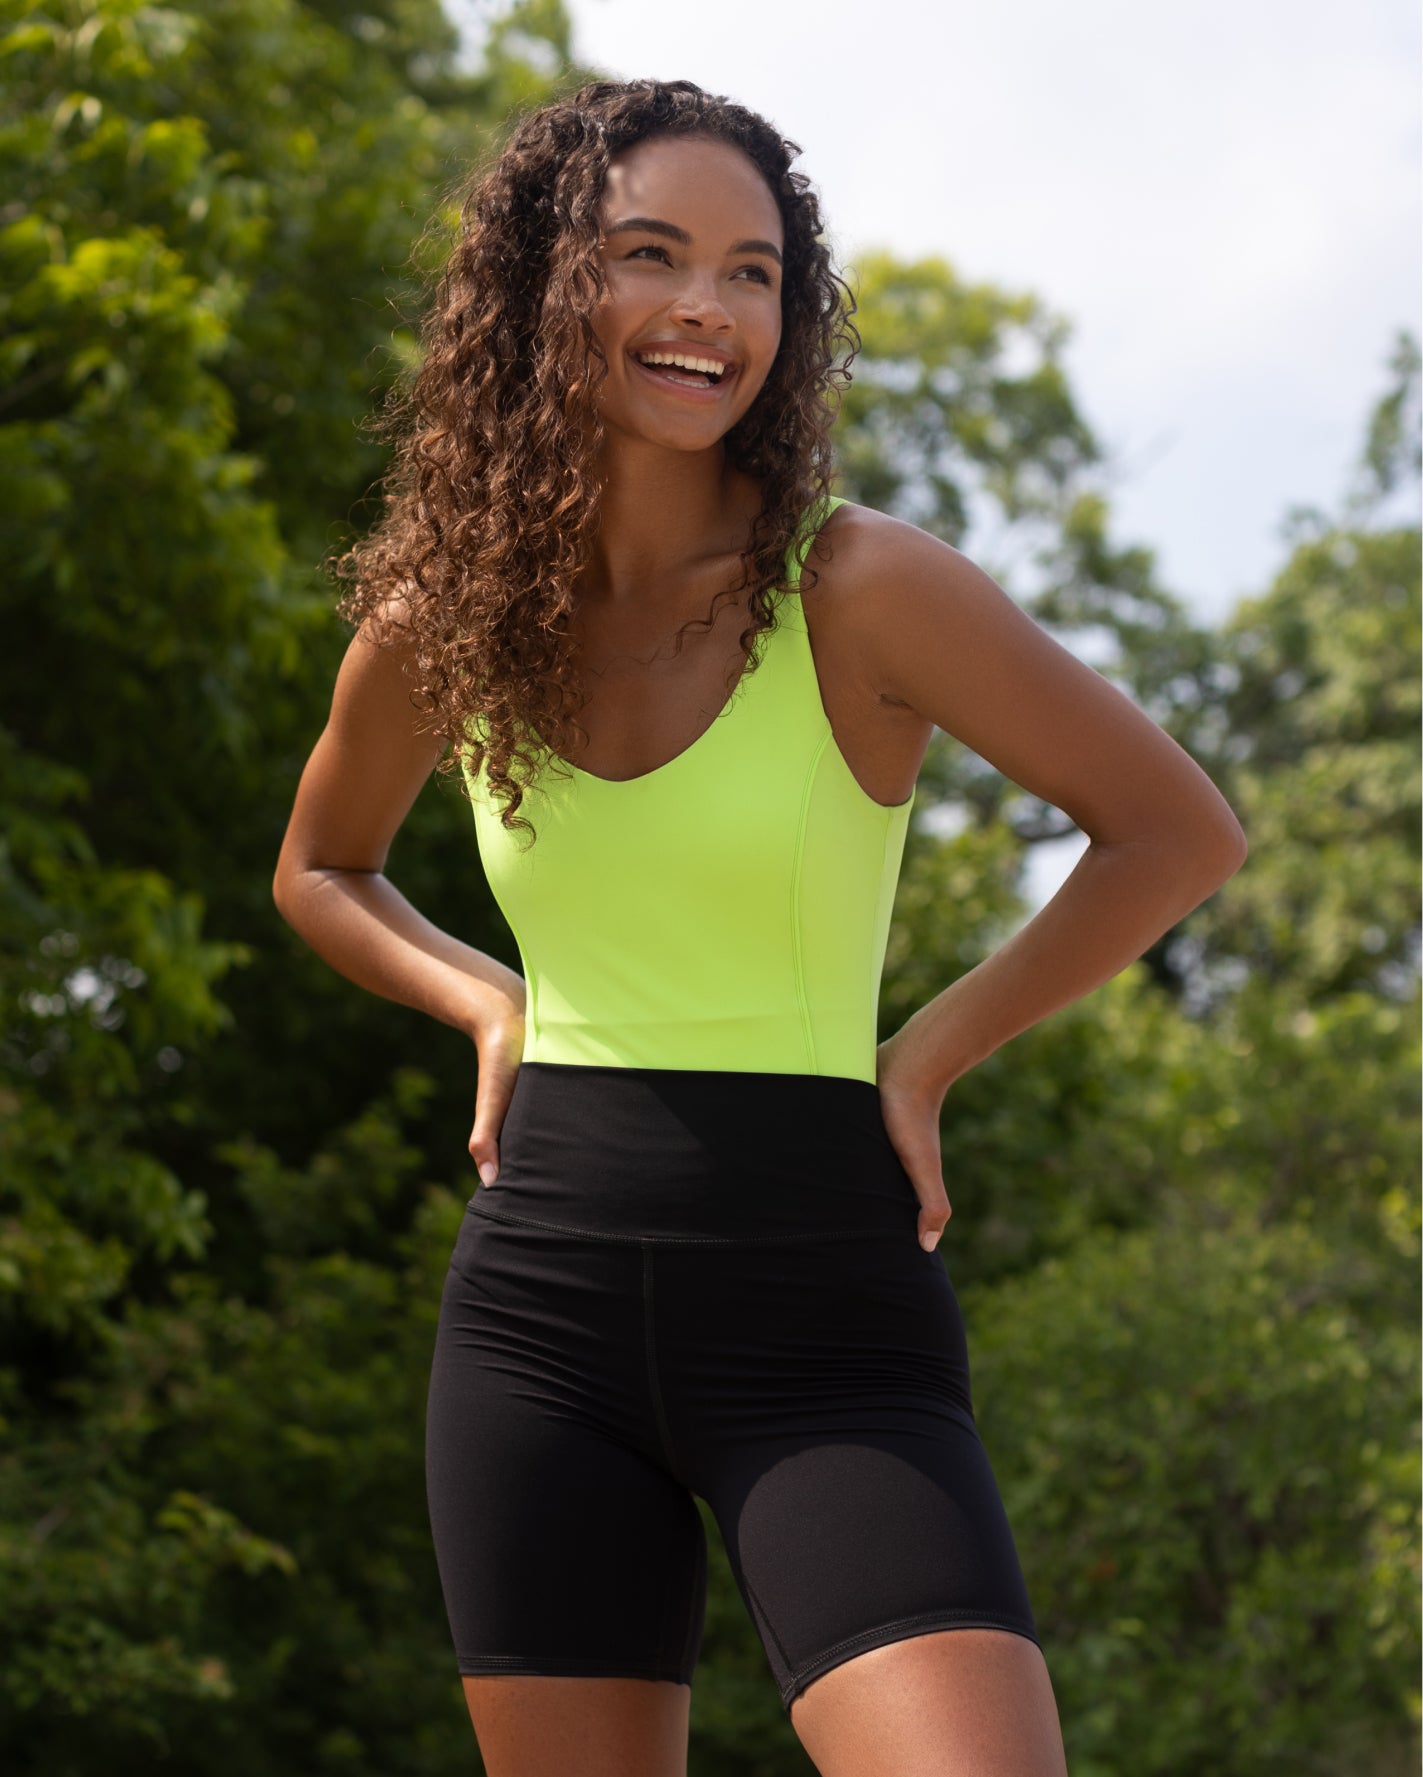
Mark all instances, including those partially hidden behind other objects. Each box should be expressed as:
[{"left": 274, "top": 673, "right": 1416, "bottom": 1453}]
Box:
[{"left": 459, "top": 0, "right": 1419, "bottom": 628}]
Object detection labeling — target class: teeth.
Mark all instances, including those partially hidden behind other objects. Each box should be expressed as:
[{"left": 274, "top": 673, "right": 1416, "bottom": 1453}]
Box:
[{"left": 636, "top": 350, "right": 727, "bottom": 378}]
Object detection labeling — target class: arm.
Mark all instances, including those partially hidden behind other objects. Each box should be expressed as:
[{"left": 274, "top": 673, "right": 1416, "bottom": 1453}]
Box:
[
  {"left": 272, "top": 610, "right": 525, "bottom": 1180},
  {"left": 830, "top": 506, "right": 1248, "bottom": 1246}
]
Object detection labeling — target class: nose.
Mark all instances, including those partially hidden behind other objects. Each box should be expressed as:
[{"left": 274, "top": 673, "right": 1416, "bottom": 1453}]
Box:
[{"left": 666, "top": 273, "right": 734, "bottom": 331}]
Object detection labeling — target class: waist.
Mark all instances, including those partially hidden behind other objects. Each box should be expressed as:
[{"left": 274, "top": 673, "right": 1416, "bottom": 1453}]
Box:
[
  {"left": 470, "top": 1061, "right": 921, "bottom": 1244},
  {"left": 519, "top": 1008, "right": 878, "bottom": 1083}
]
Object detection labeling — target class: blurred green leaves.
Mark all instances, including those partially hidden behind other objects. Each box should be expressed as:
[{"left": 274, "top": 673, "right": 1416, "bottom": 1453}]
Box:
[{"left": 2, "top": 5, "right": 1418, "bottom": 1769}]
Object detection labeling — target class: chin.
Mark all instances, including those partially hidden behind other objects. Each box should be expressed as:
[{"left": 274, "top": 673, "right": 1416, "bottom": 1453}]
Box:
[{"left": 611, "top": 412, "right": 743, "bottom": 454}]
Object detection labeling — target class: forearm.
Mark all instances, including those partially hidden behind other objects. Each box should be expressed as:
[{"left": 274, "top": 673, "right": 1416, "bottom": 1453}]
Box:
[
  {"left": 894, "top": 835, "right": 1245, "bottom": 1098},
  {"left": 274, "top": 866, "right": 525, "bottom": 1037}
]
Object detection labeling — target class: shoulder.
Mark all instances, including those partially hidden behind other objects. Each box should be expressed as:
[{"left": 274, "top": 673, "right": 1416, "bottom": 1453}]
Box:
[
  {"left": 804, "top": 500, "right": 996, "bottom": 706},
  {"left": 814, "top": 498, "right": 973, "bottom": 589},
  {"left": 808, "top": 502, "right": 1249, "bottom": 862}
]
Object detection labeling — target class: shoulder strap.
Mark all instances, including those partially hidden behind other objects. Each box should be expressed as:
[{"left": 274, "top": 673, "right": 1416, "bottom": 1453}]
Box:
[{"left": 784, "top": 493, "right": 847, "bottom": 592}]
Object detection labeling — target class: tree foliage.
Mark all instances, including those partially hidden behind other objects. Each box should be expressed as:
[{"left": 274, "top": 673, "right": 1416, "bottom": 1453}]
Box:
[
  {"left": 1, "top": 0, "right": 590, "bottom": 1767},
  {"left": 3, "top": 8, "right": 1418, "bottom": 1769}
]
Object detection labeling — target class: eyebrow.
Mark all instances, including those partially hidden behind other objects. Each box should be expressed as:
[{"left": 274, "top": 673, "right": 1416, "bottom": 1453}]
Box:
[{"left": 604, "top": 216, "right": 784, "bottom": 267}]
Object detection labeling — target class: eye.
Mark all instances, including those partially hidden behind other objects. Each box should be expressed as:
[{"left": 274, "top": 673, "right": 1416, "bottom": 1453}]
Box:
[
  {"left": 736, "top": 264, "right": 773, "bottom": 284},
  {"left": 627, "top": 244, "right": 672, "bottom": 263}
]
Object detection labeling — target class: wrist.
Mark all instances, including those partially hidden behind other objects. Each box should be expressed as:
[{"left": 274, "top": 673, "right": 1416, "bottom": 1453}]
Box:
[
  {"left": 460, "top": 970, "right": 527, "bottom": 1040},
  {"left": 883, "top": 996, "right": 983, "bottom": 1103}
]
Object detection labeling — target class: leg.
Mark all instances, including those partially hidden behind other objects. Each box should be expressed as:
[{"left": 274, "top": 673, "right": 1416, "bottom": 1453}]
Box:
[
  {"left": 426, "top": 1215, "right": 707, "bottom": 1768},
  {"left": 789, "top": 1627, "right": 1069, "bottom": 1777},
  {"left": 462, "top": 1675, "right": 691, "bottom": 1777},
  {"left": 653, "top": 1235, "right": 1053, "bottom": 1758}
]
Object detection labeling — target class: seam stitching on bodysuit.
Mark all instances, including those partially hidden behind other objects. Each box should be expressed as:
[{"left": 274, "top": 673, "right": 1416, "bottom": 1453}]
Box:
[
  {"left": 788, "top": 728, "right": 830, "bottom": 1075},
  {"left": 641, "top": 1246, "right": 683, "bottom": 1480},
  {"left": 782, "top": 493, "right": 839, "bottom": 1078},
  {"left": 872, "top": 813, "right": 895, "bottom": 1013},
  {"left": 464, "top": 1200, "right": 910, "bottom": 1248}
]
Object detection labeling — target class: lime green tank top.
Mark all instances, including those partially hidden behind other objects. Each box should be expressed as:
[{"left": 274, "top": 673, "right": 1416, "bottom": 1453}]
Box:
[{"left": 462, "top": 496, "right": 915, "bottom": 1084}]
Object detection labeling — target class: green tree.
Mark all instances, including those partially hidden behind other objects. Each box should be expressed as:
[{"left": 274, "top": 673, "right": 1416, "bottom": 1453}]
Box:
[
  {"left": 1185, "top": 479, "right": 1420, "bottom": 1000},
  {"left": 2, "top": 0, "right": 598, "bottom": 1167},
  {"left": 1, "top": 0, "right": 584, "bottom": 1767},
  {"left": 970, "top": 1160, "right": 1418, "bottom": 1777},
  {"left": 5, "top": 13, "right": 1417, "bottom": 1764},
  {"left": 869, "top": 335, "right": 1420, "bottom": 1772}
]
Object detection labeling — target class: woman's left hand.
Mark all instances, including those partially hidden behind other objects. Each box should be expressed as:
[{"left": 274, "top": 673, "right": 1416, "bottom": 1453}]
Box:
[{"left": 875, "top": 1025, "right": 953, "bottom": 1252}]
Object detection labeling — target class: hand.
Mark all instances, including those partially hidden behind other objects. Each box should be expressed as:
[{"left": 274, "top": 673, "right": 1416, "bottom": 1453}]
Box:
[
  {"left": 466, "top": 991, "right": 526, "bottom": 1188},
  {"left": 875, "top": 1025, "right": 953, "bottom": 1252}
]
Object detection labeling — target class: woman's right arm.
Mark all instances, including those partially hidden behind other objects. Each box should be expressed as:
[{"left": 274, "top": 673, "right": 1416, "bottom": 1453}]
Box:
[{"left": 272, "top": 612, "right": 524, "bottom": 1182}]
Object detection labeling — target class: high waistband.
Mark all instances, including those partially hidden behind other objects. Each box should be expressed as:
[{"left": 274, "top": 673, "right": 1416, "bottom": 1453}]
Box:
[{"left": 469, "top": 1062, "right": 922, "bottom": 1246}]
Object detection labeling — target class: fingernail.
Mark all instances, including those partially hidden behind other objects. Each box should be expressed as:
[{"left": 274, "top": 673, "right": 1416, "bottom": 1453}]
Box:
[
  {"left": 920, "top": 1230, "right": 941, "bottom": 1252},
  {"left": 478, "top": 1163, "right": 497, "bottom": 1187}
]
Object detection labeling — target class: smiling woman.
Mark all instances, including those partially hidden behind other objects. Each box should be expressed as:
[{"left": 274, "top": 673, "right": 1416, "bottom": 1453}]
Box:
[
  {"left": 589, "top": 134, "right": 786, "bottom": 453},
  {"left": 323, "top": 81, "right": 859, "bottom": 838},
  {"left": 276, "top": 72, "right": 1244, "bottom": 1777}
]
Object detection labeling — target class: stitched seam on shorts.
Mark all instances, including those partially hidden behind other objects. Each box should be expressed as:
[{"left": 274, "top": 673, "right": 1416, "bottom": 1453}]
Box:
[
  {"left": 742, "top": 1570, "right": 795, "bottom": 1674},
  {"left": 641, "top": 1246, "right": 683, "bottom": 1479},
  {"left": 466, "top": 1200, "right": 909, "bottom": 1248},
  {"left": 678, "top": 1524, "right": 704, "bottom": 1679},
  {"left": 654, "top": 1516, "right": 677, "bottom": 1676},
  {"left": 457, "top": 1653, "right": 687, "bottom": 1679},
  {"left": 784, "top": 1609, "right": 1041, "bottom": 1692}
]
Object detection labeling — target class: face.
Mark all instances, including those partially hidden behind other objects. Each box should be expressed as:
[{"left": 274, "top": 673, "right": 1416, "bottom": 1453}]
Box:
[{"left": 586, "top": 132, "right": 785, "bottom": 452}]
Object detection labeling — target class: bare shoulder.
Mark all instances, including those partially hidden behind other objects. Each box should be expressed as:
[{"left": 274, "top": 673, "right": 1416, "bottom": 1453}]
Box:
[
  {"left": 809, "top": 500, "right": 1248, "bottom": 856},
  {"left": 805, "top": 500, "right": 977, "bottom": 705},
  {"left": 814, "top": 498, "right": 973, "bottom": 598}
]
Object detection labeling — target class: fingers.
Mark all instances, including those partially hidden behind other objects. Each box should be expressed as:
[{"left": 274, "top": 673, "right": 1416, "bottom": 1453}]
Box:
[
  {"left": 468, "top": 1021, "right": 523, "bottom": 1187},
  {"left": 916, "top": 1183, "right": 953, "bottom": 1252},
  {"left": 882, "top": 1090, "right": 953, "bottom": 1251}
]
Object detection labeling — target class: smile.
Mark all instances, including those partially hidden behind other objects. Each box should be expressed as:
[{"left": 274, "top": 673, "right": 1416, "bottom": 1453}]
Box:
[{"left": 629, "top": 350, "right": 737, "bottom": 400}]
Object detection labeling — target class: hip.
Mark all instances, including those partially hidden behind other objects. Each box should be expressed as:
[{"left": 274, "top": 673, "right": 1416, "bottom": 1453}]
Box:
[{"left": 473, "top": 1060, "right": 926, "bottom": 1245}]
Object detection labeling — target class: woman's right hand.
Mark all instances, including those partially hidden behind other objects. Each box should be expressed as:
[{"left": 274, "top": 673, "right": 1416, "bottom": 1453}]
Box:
[{"left": 467, "top": 996, "right": 526, "bottom": 1187}]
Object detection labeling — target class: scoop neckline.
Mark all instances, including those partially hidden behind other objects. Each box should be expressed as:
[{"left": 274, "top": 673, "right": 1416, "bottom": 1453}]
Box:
[{"left": 522, "top": 493, "right": 914, "bottom": 811}]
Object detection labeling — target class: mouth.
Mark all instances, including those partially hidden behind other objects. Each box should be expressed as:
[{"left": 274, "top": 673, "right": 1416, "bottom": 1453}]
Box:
[{"left": 629, "top": 347, "right": 737, "bottom": 399}]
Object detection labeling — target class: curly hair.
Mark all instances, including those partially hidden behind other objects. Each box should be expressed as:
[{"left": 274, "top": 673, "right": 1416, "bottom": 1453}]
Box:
[{"left": 328, "top": 77, "right": 860, "bottom": 848}]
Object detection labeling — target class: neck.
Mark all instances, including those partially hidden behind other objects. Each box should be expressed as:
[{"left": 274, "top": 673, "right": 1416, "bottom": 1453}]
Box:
[{"left": 583, "top": 433, "right": 753, "bottom": 606}]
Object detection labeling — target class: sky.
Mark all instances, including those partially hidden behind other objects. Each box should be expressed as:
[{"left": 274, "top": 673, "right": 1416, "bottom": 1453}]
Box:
[
  {"left": 463, "top": 0, "right": 1420, "bottom": 627},
  {"left": 455, "top": 0, "right": 1420, "bottom": 900}
]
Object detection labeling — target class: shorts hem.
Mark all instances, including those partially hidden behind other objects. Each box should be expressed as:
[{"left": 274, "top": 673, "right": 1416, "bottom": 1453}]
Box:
[
  {"left": 456, "top": 1653, "right": 693, "bottom": 1686},
  {"left": 779, "top": 1611, "right": 1042, "bottom": 1714}
]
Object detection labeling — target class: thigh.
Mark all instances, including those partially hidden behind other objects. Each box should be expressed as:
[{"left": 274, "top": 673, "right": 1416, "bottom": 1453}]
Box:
[
  {"left": 460, "top": 1674, "right": 692, "bottom": 1777},
  {"left": 652, "top": 1234, "right": 1040, "bottom": 1714},
  {"left": 788, "top": 1626, "right": 1069, "bottom": 1777},
  {"left": 426, "top": 1211, "right": 707, "bottom": 1688}
]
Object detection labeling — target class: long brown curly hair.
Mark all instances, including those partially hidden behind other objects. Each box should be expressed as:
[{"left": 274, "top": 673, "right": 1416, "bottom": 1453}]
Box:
[{"left": 329, "top": 77, "right": 860, "bottom": 848}]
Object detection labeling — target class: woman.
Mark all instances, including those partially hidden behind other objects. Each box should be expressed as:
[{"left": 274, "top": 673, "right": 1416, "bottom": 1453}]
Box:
[{"left": 273, "top": 77, "right": 1246, "bottom": 1777}]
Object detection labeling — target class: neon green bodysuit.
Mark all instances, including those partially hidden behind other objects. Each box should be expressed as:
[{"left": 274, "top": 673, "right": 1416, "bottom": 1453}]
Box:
[{"left": 462, "top": 496, "right": 915, "bottom": 1084}]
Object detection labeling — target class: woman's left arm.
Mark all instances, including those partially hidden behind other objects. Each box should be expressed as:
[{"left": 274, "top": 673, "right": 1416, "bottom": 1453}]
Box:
[{"left": 834, "top": 508, "right": 1249, "bottom": 1251}]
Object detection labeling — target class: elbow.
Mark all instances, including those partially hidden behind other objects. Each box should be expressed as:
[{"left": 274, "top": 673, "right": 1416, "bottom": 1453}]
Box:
[
  {"left": 1196, "top": 809, "right": 1248, "bottom": 888},
  {"left": 1180, "top": 780, "right": 1249, "bottom": 882},
  {"left": 1109, "top": 804, "right": 1248, "bottom": 887},
  {"left": 1216, "top": 803, "right": 1250, "bottom": 873},
  {"left": 272, "top": 862, "right": 300, "bottom": 927}
]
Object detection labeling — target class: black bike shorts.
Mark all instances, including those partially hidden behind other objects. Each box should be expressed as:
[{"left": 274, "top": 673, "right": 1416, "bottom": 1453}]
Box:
[{"left": 425, "top": 1062, "right": 1039, "bottom": 1715}]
